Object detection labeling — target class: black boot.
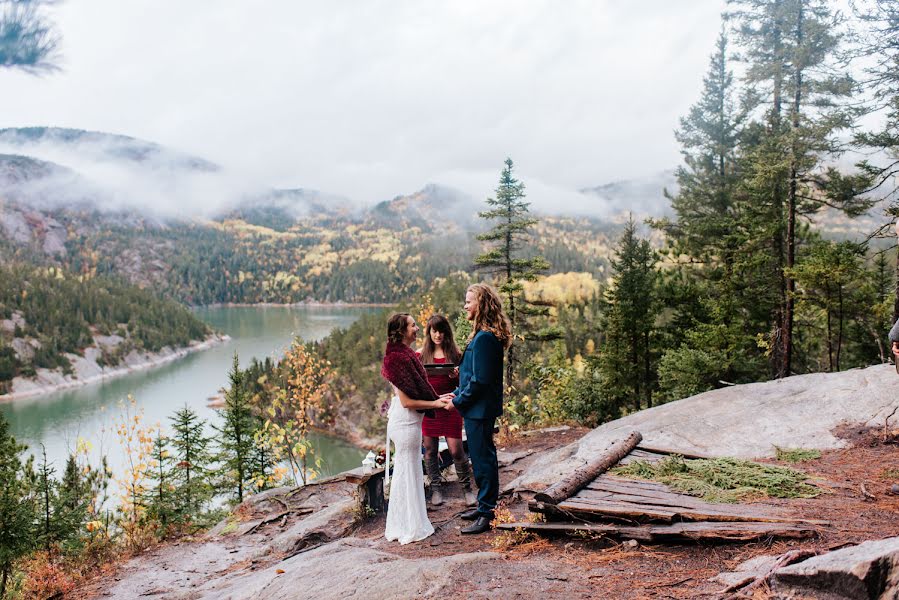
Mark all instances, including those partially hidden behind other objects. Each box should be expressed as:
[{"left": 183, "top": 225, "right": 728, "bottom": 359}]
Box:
[
  {"left": 461, "top": 514, "right": 492, "bottom": 534},
  {"left": 459, "top": 508, "right": 480, "bottom": 520}
]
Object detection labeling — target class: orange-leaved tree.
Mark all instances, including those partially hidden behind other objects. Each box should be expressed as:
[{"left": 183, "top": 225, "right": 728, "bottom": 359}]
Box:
[{"left": 257, "top": 342, "right": 332, "bottom": 486}]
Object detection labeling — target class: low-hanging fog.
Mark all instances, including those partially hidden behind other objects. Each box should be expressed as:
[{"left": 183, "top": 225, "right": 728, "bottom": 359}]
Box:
[{"left": 0, "top": 1, "right": 726, "bottom": 218}]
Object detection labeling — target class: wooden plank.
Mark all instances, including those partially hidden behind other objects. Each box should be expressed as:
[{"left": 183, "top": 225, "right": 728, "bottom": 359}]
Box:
[
  {"left": 496, "top": 520, "right": 818, "bottom": 543},
  {"left": 344, "top": 466, "right": 385, "bottom": 486},
  {"left": 535, "top": 431, "right": 642, "bottom": 505},
  {"left": 554, "top": 499, "right": 679, "bottom": 522},
  {"left": 554, "top": 496, "right": 811, "bottom": 525}
]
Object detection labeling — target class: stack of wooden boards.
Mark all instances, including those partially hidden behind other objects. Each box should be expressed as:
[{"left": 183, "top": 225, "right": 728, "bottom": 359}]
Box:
[{"left": 498, "top": 431, "right": 826, "bottom": 543}]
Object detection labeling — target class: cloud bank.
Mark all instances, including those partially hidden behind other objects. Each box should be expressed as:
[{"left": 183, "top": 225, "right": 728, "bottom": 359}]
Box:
[{"left": 0, "top": 0, "right": 727, "bottom": 209}]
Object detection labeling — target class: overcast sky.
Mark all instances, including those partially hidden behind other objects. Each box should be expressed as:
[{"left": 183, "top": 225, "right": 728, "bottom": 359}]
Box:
[{"left": 0, "top": 1, "right": 728, "bottom": 207}]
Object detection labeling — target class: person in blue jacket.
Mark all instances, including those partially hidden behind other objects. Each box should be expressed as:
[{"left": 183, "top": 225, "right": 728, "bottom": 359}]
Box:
[{"left": 451, "top": 283, "right": 512, "bottom": 534}]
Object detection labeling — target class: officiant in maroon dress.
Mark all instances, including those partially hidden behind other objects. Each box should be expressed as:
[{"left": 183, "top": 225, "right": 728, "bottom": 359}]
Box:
[{"left": 417, "top": 314, "right": 476, "bottom": 507}]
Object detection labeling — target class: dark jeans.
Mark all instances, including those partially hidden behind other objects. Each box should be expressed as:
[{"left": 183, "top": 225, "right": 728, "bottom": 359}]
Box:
[{"left": 463, "top": 417, "right": 499, "bottom": 518}]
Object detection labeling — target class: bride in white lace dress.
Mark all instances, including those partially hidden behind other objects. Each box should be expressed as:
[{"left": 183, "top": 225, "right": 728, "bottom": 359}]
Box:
[{"left": 380, "top": 313, "right": 453, "bottom": 545}]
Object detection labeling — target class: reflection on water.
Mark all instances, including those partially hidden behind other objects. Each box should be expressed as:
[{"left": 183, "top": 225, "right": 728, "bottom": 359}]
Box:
[{"left": 0, "top": 305, "right": 377, "bottom": 478}]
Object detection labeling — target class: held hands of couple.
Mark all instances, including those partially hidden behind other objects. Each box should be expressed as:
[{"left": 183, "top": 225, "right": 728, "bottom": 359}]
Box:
[{"left": 436, "top": 393, "right": 455, "bottom": 410}]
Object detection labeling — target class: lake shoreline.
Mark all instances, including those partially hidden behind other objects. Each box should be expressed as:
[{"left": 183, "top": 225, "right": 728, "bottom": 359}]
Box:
[
  {"left": 0, "top": 333, "right": 230, "bottom": 403},
  {"left": 197, "top": 301, "right": 395, "bottom": 309}
]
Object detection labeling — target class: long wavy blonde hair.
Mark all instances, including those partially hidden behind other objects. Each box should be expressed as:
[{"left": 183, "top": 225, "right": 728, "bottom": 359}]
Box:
[{"left": 467, "top": 283, "right": 512, "bottom": 350}]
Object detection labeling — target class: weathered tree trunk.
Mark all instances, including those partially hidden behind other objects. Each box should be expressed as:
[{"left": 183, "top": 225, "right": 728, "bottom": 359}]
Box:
[
  {"left": 643, "top": 329, "right": 652, "bottom": 408},
  {"left": 534, "top": 431, "right": 642, "bottom": 505},
  {"left": 826, "top": 301, "right": 834, "bottom": 372},
  {"left": 836, "top": 285, "right": 843, "bottom": 371},
  {"left": 894, "top": 248, "right": 899, "bottom": 324},
  {"left": 783, "top": 0, "right": 804, "bottom": 379}
]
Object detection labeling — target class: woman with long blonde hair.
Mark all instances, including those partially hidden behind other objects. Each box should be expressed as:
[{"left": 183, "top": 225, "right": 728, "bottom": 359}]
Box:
[{"left": 451, "top": 283, "right": 511, "bottom": 534}]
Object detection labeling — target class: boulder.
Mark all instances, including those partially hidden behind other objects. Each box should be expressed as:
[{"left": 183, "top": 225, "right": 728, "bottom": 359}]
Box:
[
  {"left": 10, "top": 338, "right": 35, "bottom": 361},
  {"left": 771, "top": 537, "right": 899, "bottom": 600}
]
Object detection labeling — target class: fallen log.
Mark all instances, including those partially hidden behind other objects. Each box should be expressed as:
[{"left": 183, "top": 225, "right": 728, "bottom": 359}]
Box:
[
  {"left": 534, "top": 431, "right": 642, "bottom": 505},
  {"left": 634, "top": 444, "right": 712, "bottom": 460},
  {"left": 497, "top": 520, "right": 819, "bottom": 543}
]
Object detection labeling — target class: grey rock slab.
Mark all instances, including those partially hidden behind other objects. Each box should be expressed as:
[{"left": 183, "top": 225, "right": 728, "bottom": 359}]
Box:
[
  {"left": 0, "top": 209, "right": 31, "bottom": 244},
  {"left": 41, "top": 217, "right": 66, "bottom": 256},
  {"left": 98, "top": 539, "right": 260, "bottom": 600},
  {"left": 266, "top": 497, "right": 357, "bottom": 555},
  {"left": 771, "top": 537, "right": 899, "bottom": 600},
  {"left": 10, "top": 338, "right": 35, "bottom": 361},
  {"left": 508, "top": 364, "right": 899, "bottom": 491},
  {"left": 186, "top": 537, "right": 502, "bottom": 600},
  {"left": 711, "top": 554, "right": 779, "bottom": 588}
]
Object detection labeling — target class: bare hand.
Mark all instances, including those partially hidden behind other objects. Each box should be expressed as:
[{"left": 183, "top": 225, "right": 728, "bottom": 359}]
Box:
[
  {"left": 893, "top": 341, "right": 899, "bottom": 359},
  {"left": 452, "top": 366, "right": 459, "bottom": 378}
]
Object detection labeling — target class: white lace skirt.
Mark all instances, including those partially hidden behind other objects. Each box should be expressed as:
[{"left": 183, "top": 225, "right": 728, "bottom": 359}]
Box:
[{"left": 384, "top": 398, "right": 434, "bottom": 544}]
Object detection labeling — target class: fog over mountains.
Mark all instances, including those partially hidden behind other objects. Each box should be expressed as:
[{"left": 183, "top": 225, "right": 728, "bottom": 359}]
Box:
[{"left": 0, "top": 127, "right": 676, "bottom": 224}]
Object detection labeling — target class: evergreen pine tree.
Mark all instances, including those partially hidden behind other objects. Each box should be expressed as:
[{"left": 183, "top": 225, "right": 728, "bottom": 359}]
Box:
[
  {"left": 169, "top": 406, "right": 213, "bottom": 520},
  {"left": 147, "top": 431, "right": 177, "bottom": 534},
  {"left": 599, "top": 217, "right": 659, "bottom": 411},
  {"left": 853, "top": 0, "right": 899, "bottom": 320},
  {"left": 0, "top": 0, "right": 61, "bottom": 73},
  {"left": 728, "top": 0, "right": 872, "bottom": 376},
  {"left": 214, "top": 353, "right": 258, "bottom": 504},
  {"left": 36, "top": 445, "right": 58, "bottom": 555},
  {"left": 788, "top": 240, "right": 864, "bottom": 371},
  {"left": 0, "top": 413, "right": 36, "bottom": 597},
  {"left": 661, "top": 29, "right": 745, "bottom": 263},
  {"left": 475, "top": 157, "right": 556, "bottom": 394},
  {"left": 54, "top": 453, "right": 89, "bottom": 553}
]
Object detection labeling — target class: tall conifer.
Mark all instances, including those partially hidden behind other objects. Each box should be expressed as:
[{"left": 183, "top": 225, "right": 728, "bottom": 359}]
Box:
[
  {"left": 0, "top": 413, "right": 35, "bottom": 597},
  {"left": 215, "top": 354, "right": 258, "bottom": 504},
  {"left": 600, "top": 217, "right": 659, "bottom": 411},
  {"left": 475, "top": 158, "right": 555, "bottom": 394},
  {"left": 170, "top": 406, "right": 213, "bottom": 521},
  {"left": 728, "top": 0, "right": 871, "bottom": 376}
]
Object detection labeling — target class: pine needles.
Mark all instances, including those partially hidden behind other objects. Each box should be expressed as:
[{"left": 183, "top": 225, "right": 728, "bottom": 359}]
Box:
[
  {"left": 774, "top": 447, "right": 821, "bottom": 463},
  {"left": 612, "top": 456, "right": 819, "bottom": 503}
]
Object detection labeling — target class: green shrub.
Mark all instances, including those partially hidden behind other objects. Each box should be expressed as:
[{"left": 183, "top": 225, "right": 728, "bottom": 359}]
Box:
[{"left": 656, "top": 345, "right": 722, "bottom": 403}]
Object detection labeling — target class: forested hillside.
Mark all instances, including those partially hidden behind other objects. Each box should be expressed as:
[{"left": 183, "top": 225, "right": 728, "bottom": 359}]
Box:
[
  {"left": 0, "top": 185, "right": 620, "bottom": 304},
  {"left": 0, "top": 263, "right": 210, "bottom": 393}
]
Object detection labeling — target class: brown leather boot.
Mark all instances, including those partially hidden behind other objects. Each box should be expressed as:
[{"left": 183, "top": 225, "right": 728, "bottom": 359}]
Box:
[
  {"left": 454, "top": 459, "right": 478, "bottom": 507},
  {"left": 426, "top": 452, "right": 444, "bottom": 506}
]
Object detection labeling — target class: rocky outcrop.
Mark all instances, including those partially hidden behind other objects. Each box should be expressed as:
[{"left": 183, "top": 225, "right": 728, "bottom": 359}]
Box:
[
  {"left": 184, "top": 538, "right": 500, "bottom": 600},
  {"left": 509, "top": 364, "right": 899, "bottom": 492},
  {"left": 771, "top": 537, "right": 899, "bottom": 600},
  {"left": 717, "top": 538, "right": 899, "bottom": 599}
]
